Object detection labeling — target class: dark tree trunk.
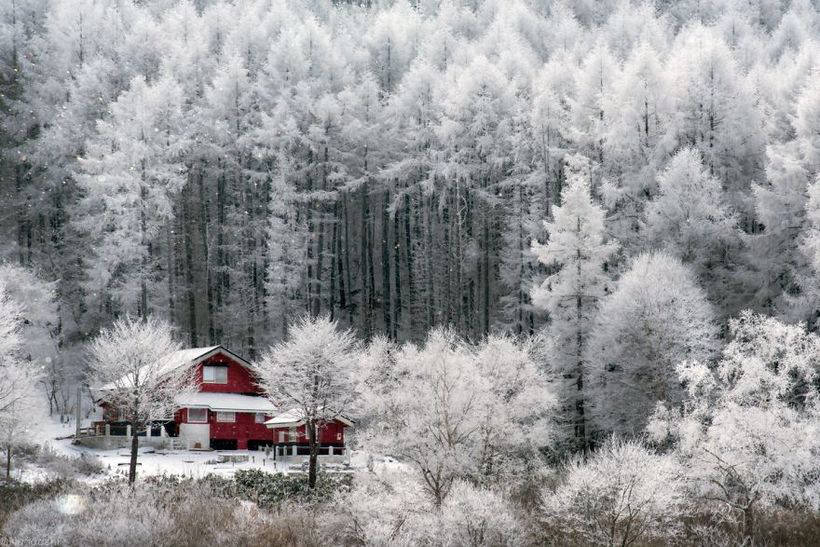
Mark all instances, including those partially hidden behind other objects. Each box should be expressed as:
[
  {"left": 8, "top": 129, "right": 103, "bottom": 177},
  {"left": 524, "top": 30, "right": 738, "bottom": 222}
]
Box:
[
  {"left": 307, "top": 419, "right": 318, "bottom": 488},
  {"left": 129, "top": 424, "right": 139, "bottom": 484},
  {"left": 381, "top": 190, "right": 391, "bottom": 338}
]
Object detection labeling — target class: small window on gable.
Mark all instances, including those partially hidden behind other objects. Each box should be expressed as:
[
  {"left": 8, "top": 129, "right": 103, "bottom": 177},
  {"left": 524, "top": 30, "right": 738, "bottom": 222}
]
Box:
[
  {"left": 216, "top": 411, "right": 235, "bottom": 423},
  {"left": 188, "top": 408, "right": 207, "bottom": 423},
  {"left": 255, "top": 413, "right": 266, "bottom": 424},
  {"left": 203, "top": 365, "right": 228, "bottom": 384}
]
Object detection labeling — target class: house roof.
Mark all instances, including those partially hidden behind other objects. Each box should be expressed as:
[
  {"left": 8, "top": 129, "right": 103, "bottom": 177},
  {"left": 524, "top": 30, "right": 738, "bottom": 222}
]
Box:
[
  {"left": 176, "top": 392, "right": 275, "bottom": 413},
  {"left": 264, "top": 408, "right": 354, "bottom": 428},
  {"left": 95, "top": 345, "right": 251, "bottom": 393}
]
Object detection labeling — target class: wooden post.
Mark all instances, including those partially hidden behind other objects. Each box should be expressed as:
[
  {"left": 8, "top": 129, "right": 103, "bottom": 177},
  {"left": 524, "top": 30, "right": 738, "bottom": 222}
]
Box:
[{"left": 75, "top": 386, "right": 82, "bottom": 438}]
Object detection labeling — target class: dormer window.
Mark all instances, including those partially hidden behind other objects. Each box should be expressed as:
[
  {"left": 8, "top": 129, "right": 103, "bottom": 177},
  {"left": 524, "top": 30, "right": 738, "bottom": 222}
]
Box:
[{"left": 203, "top": 365, "right": 228, "bottom": 384}]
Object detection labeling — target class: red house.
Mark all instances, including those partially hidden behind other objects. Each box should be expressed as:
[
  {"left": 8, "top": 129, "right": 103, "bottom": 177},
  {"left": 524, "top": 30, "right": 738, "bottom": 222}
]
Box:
[
  {"left": 264, "top": 409, "right": 353, "bottom": 458},
  {"left": 96, "top": 346, "right": 276, "bottom": 451}
]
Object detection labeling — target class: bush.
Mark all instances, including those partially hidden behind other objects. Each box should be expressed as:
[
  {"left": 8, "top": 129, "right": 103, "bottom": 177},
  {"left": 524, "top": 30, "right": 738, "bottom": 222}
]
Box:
[
  {"left": 5, "top": 443, "right": 104, "bottom": 479},
  {"left": 439, "top": 480, "right": 525, "bottom": 546},
  {"left": 231, "top": 469, "right": 351, "bottom": 509},
  {"left": 325, "top": 470, "right": 527, "bottom": 546},
  {"left": 0, "top": 478, "right": 74, "bottom": 532},
  {"left": 325, "top": 470, "right": 436, "bottom": 546},
  {"left": 2, "top": 477, "right": 325, "bottom": 547},
  {"left": 541, "top": 438, "right": 684, "bottom": 546}
]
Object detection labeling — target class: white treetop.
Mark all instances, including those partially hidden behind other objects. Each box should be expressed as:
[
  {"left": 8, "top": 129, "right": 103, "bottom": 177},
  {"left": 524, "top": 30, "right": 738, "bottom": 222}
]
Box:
[
  {"left": 87, "top": 316, "right": 192, "bottom": 425},
  {"left": 587, "top": 252, "right": 718, "bottom": 436},
  {"left": 252, "top": 315, "right": 358, "bottom": 427}
]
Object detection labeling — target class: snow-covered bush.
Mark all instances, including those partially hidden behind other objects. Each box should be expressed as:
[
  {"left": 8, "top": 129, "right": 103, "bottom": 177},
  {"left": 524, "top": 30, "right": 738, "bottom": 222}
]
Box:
[
  {"left": 326, "top": 471, "right": 524, "bottom": 546},
  {"left": 3, "top": 487, "right": 175, "bottom": 546},
  {"left": 647, "top": 312, "right": 820, "bottom": 538},
  {"left": 439, "top": 480, "right": 525, "bottom": 547},
  {"left": 541, "top": 438, "right": 684, "bottom": 546},
  {"left": 2, "top": 478, "right": 324, "bottom": 546},
  {"left": 325, "top": 469, "right": 436, "bottom": 546}
]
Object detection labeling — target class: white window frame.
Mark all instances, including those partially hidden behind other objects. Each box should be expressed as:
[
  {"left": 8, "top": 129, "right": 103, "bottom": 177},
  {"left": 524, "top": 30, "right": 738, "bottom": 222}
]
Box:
[
  {"left": 216, "top": 411, "right": 235, "bottom": 423},
  {"left": 202, "top": 365, "right": 228, "bottom": 384},
  {"left": 255, "top": 413, "right": 266, "bottom": 424},
  {"left": 187, "top": 408, "right": 208, "bottom": 423}
]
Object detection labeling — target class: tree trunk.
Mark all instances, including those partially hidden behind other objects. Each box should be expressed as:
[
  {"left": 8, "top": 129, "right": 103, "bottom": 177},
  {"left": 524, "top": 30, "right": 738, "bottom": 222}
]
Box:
[
  {"left": 5, "top": 443, "right": 11, "bottom": 479},
  {"left": 381, "top": 190, "right": 392, "bottom": 338},
  {"left": 129, "top": 424, "right": 139, "bottom": 484},
  {"left": 307, "top": 419, "right": 318, "bottom": 488}
]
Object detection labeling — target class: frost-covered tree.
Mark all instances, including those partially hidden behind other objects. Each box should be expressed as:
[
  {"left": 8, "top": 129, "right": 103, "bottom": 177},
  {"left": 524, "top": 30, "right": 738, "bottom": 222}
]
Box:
[
  {"left": 648, "top": 312, "right": 820, "bottom": 538},
  {"left": 88, "top": 316, "right": 192, "bottom": 484},
  {"left": 542, "top": 438, "right": 684, "bottom": 547},
  {"left": 0, "top": 264, "right": 64, "bottom": 414},
  {"left": 531, "top": 154, "right": 618, "bottom": 453},
  {"left": 587, "top": 252, "right": 718, "bottom": 437},
  {"left": 76, "top": 73, "right": 188, "bottom": 320},
  {"left": 252, "top": 315, "right": 358, "bottom": 488},
  {"left": 0, "top": 272, "right": 45, "bottom": 479},
  {"left": 665, "top": 24, "right": 765, "bottom": 205},
  {"left": 0, "top": 281, "right": 23, "bottom": 364},
  {"left": 0, "top": 363, "right": 42, "bottom": 479},
  {"left": 644, "top": 148, "right": 742, "bottom": 315},
  {"left": 359, "top": 328, "right": 555, "bottom": 505}
]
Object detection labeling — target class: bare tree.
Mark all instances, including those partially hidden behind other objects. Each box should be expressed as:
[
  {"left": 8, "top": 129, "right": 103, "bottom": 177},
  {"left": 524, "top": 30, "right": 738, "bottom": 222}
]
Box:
[
  {"left": 252, "top": 315, "right": 358, "bottom": 488},
  {"left": 87, "top": 316, "right": 194, "bottom": 484}
]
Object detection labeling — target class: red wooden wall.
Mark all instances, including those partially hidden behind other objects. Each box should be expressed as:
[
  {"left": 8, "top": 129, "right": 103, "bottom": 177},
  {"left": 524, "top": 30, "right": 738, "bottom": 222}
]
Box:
[
  {"left": 195, "top": 353, "right": 263, "bottom": 394},
  {"left": 269, "top": 421, "right": 347, "bottom": 446}
]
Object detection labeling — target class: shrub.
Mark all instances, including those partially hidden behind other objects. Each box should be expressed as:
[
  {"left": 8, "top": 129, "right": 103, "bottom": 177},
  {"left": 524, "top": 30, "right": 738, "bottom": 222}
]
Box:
[
  {"left": 0, "top": 478, "right": 74, "bottom": 532},
  {"left": 2, "top": 477, "right": 324, "bottom": 547},
  {"left": 439, "top": 480, "right": 525, "bottom": 547},
  {"left": 231, "top": 469, "right": 351, "bottom": 509},
  {"left": 541, "top": 438, "right": 684, "bottom": 546},
  {"left": 324, "top": 470, "right": 436, "bottom": 545}
]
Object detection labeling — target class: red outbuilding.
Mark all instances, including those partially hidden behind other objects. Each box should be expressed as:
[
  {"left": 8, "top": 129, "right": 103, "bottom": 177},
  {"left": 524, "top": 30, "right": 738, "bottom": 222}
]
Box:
[{"left": 264, "top": 409, "right": 354, "bottom": 458}]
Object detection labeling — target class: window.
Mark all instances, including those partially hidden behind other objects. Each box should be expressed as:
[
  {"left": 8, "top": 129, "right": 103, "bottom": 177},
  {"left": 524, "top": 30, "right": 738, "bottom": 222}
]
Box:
[
  {"left": 216, "top": 411, "right": 235, "bottom": 423},
  {"left": 203, "top": 365, "right": 228, "bottom": 384},
  {"left": 188, "top": 408, "right": 207, "bottom": 423},
  {"left": 288, "top": 427, "right": 297, "bottom": 442},
  {"left": 255, "top": 413, "right": 266, "bottom": 424},
  {"left": 278, "top": 431, "right": 286, "bottom": 443}
]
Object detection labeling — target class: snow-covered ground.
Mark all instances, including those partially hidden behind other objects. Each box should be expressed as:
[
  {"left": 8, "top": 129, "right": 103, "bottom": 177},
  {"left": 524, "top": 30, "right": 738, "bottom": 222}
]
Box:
[{"left": 18, "top": 416, "right": 399, "bottom": 484}]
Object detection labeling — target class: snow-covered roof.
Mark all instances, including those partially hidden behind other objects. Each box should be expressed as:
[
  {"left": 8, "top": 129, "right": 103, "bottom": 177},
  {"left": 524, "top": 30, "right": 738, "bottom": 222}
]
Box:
[
  {"left": 176, "top": 392, "right": 275, "bottom": 413},
  {"left": 264, "top": 408, "right": 354, "bottom": 428},
  {"left": 96, "top": 345, "right": 247, "bottom": 392}
]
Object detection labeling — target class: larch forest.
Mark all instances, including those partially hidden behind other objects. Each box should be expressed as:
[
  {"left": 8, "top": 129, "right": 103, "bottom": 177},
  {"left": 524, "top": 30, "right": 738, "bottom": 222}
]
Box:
[{"left": 0, "top": 0, "right": 819, "bottom": 545}]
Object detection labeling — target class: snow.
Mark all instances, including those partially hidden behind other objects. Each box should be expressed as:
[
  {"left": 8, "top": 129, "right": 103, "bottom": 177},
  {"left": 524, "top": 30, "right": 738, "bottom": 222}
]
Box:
[
  {"left": 175, "top": 392, "right": 275, "bottom": 413},
  {"left": 14, "top": 416, "right": 387, "bottom": 483},
  {"left": 264, "top": 407, "right": 354, "bottom": 427}
]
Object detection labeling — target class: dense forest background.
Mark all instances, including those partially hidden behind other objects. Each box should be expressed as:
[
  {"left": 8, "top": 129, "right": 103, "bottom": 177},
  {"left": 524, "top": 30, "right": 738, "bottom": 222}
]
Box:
[{"left": 0, "top": 0, "right": 818, "bottom": 390}]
